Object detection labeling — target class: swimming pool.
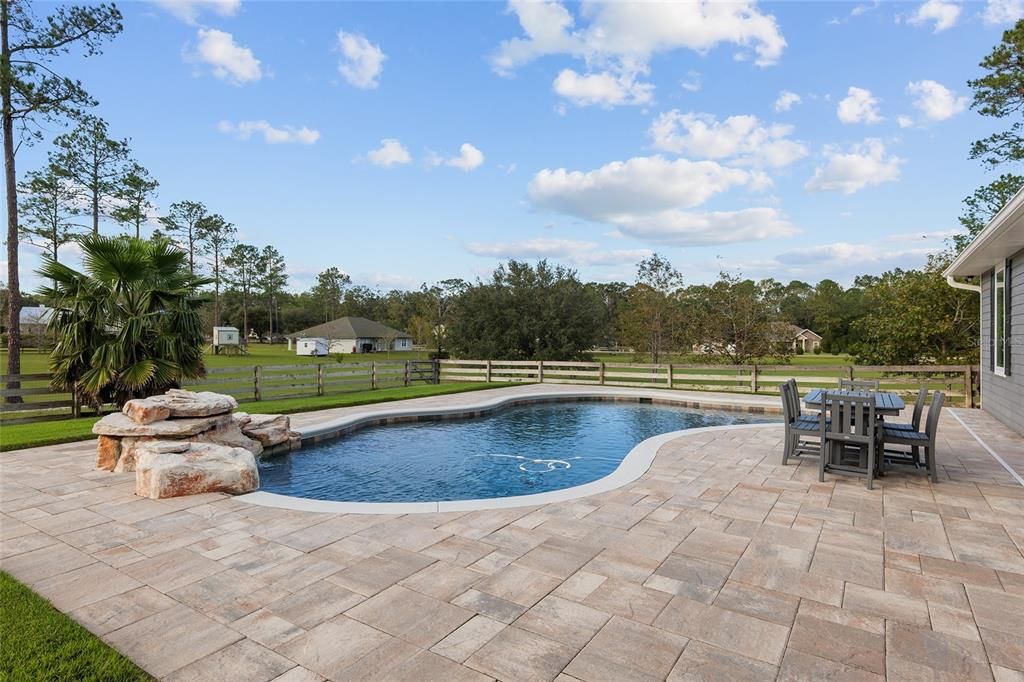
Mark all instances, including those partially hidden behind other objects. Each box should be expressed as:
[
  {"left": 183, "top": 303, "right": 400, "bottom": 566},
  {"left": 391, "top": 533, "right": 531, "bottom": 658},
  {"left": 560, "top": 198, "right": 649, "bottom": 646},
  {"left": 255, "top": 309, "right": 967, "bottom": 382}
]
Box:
[{"left": 258, "top": 401, "right": 775, "bottom": 503}]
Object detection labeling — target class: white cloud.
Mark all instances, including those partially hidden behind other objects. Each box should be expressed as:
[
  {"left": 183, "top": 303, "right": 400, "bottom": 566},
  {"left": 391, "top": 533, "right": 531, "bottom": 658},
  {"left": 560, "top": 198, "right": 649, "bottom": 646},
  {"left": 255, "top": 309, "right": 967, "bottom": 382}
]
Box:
[
  {"left": 431, "top": 143, "right": 485, "bottom": 171},
  {"left": 908, "top": 0, "right": 961, "bottom": 32},
  {"left": 680, "top": 71, "right": 702, "bottom": 93},
  {"left": 337, "top": 31, "right": 386, "bottom": 89},
  {"left": 217, "top": 120, "right": 320, "bottom": 144},
  {"left": 804, "top": 139, "right": 903, "bottom": 194},
  {"left": 649, "top": 111, "right": 807, "bottom": 168},
  {"left": 492, "top": 0, "right": 785, "bottom": 108},
  {"left": 190, "top": 28, "right": 261, "bottom": 85},
  {"left": 553, "top": 69, "right": 654, "bottom": 107},
  {"left": 907, "top": 80, "right": 967, "bottom": 121},
  {"left": 775, "top": 242, "right": 935, "bottom": 266},
  {"left": 365, "top": 138, "right": 412, "bottom": 167},
  {"left": 151, "top": 0, "right": 239, "bottom": 24},
  {"left": 984, "top": 0, "right": 1024, "bottom": 23},
  {"left": 898, "top": 115, "right": 914, "bottom": 128},
  {"left": 527, "top": 155, "right": 795, "bottom": 245},
  {"left": 837, "top": 87, "right": 882, "bottom": 124},
  {"left": 465, "top": 238, "right": 651, "bottom": 266},
  {"left": 774, "top": 90, "right": 801, "bottom": 112}
]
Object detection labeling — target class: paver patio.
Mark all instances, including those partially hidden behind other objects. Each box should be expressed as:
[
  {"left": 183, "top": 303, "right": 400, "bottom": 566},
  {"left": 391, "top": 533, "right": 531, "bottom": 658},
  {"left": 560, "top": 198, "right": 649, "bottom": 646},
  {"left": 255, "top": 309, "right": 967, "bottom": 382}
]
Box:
[{"left": 2, "top": 384, "right": 1023, "bottom": 681}]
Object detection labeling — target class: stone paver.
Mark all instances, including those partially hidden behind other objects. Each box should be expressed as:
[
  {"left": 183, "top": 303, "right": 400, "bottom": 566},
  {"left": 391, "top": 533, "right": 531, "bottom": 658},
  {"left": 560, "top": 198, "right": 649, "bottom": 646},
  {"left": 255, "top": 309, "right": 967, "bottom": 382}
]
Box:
[{"left": 2, "top": 385, "right": 1023, "bottom": 680}]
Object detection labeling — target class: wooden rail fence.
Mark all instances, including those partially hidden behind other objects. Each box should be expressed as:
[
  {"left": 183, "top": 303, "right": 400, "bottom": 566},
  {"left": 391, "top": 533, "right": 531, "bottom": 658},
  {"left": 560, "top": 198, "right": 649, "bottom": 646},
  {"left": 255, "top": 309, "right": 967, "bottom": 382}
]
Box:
[
  {"left": 1, "top": 359, "right": 979, "bottom": 425},
  {"left": 0, "top": 360, "right": 438, "bottom": 425},
  {"left": 438, "top": 360, "right": 980, "bottom": 408}
]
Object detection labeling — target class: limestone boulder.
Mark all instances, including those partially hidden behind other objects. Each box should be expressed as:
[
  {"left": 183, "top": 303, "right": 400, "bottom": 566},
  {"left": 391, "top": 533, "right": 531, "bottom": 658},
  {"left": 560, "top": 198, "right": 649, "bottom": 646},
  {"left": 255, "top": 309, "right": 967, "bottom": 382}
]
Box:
[
  {"left": 93, "top": 412, "right": 232, "bottom": 438},
  {"left": 96, "top": 435, "right": 122, "bottom": 471},
  {"left": 122, "top": 389, "right": 238, "bottom": 424},
  {"left": 134, "top": 441, "right": 258, "bottom": 499},
  {"left": 240, "top": 413, "right": 292, "bottom": 447},
  {"left": 195, "top": 420, "right": 263, "bottom": 457}
]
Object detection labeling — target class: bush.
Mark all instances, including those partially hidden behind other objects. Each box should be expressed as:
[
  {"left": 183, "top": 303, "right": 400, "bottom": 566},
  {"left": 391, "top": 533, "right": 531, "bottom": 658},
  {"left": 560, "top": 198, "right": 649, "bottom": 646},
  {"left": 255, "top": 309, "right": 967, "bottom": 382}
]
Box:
[
  {"left": 795, "top": 346, "right": 805, "bottom": 355},
  {"left": 429, "top": 351, "right": 450, "bottom": 360},
  {"left": 813, "top": 346, "right": 822, "bottom": 355}
]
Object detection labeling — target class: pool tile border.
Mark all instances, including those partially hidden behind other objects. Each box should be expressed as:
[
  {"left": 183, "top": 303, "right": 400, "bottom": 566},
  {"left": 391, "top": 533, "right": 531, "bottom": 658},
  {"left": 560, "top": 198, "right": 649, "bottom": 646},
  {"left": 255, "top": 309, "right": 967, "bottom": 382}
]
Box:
[{"left": 239, "top": 389, "right": 782, "bottom": 515}]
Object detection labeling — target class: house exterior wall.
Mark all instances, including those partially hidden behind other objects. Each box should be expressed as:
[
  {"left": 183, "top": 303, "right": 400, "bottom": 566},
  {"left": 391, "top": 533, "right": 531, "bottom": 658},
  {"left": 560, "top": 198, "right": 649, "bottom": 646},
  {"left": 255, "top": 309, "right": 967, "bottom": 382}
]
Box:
[
  {"left": 980, "top": 251, "right": 1024, "bottom": 435},
  {"left": 327, "top": 337, "right": 413, "bottom": 353}
]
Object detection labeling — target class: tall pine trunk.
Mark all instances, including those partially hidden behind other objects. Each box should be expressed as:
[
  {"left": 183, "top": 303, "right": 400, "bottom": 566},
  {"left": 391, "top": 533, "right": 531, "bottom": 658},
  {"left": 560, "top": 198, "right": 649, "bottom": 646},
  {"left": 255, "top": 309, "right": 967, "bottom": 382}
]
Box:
[{"left": 2, "top": 0, "right": 22, "bottom": 403}]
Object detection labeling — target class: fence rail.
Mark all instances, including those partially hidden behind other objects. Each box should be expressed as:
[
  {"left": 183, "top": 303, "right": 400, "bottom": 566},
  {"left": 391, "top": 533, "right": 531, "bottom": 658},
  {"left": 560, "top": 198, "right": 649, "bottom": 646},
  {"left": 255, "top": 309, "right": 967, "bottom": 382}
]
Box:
[
  {"left": 438, "top": 360, "right": 980, "bottom": 408},
  {"left": 0, "top": 360, "right": 438, "bottom": 425},
  {"left": 1, "top": 359, "right": 979, "bottom": 425}
]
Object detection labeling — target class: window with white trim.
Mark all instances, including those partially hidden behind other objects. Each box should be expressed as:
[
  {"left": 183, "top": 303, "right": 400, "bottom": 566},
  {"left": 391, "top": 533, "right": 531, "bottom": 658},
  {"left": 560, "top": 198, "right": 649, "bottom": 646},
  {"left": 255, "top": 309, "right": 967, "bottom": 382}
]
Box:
[{"left": 995, "top": 260, "right": 1007, "bottom": 375}]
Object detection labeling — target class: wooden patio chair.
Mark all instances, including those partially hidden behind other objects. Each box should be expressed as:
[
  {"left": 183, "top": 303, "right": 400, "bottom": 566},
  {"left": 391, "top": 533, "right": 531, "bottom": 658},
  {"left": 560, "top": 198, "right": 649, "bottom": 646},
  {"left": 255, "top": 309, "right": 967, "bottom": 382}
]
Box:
[
  {"left": 818, "top": 391, "right": 880, "bottom": 490},
  {"left": 881, "top": 391, "right": 945, "bottom": 484},
  {"left": 780, "top": 380, "right": 826, "bottom": 464}
]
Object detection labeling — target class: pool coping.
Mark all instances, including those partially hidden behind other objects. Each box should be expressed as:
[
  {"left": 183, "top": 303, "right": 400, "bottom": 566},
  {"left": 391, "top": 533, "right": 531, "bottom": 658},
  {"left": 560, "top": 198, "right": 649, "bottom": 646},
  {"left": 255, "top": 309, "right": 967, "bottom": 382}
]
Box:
[{"left": 237, "top": 388, "right": 783, "bottom": 514}]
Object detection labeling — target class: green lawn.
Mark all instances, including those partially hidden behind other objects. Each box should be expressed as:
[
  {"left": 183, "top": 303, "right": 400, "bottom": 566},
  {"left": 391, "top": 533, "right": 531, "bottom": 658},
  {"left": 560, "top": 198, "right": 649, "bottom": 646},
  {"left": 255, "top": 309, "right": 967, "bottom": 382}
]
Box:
[
  {"left": 0, "top": 571, "right": 152, "bottom": 681},
  {"left": 1, "top": 344, "right": 433, "bottom": 374},
  {"left": 0, "top": 381, "right": 497, "bottom": 452}
]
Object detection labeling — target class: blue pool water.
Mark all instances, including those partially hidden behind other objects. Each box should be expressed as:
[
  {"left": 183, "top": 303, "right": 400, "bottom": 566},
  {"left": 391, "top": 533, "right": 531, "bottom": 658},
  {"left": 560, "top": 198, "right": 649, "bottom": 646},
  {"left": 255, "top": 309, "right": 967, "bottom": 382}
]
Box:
[{"left": 258, "top": 402, "right": 775, "bottom": 503}]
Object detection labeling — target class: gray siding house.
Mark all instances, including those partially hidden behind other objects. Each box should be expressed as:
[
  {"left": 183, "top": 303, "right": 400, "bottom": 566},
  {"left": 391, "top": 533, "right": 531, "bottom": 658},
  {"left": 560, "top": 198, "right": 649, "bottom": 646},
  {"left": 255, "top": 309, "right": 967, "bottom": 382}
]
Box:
[{"left": 945, "top": 189, "right": 1024, "bottom": 434}]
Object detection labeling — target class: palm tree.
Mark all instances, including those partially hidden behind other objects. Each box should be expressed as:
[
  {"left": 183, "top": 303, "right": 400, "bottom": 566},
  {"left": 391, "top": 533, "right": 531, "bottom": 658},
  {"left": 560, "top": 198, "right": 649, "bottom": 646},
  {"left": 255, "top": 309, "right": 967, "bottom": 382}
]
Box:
[{"left": 37, "top": 235, "right": 212, "bottom": 408}]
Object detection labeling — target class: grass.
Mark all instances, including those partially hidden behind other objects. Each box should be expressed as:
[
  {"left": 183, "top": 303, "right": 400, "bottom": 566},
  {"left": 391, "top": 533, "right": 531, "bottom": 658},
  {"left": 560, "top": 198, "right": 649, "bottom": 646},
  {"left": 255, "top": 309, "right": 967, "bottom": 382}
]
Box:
[
  {"left": 0, "top": 571, "right": 152, "bottom": 681},
  {"left": 0, "top": 381, "right": 497, "bottom": 452}
]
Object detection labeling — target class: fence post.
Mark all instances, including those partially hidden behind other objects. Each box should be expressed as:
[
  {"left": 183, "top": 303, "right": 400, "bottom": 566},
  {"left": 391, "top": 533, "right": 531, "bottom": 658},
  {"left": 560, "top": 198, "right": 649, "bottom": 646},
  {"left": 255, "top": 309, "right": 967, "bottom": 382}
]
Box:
[
  {"left": 599, "top": 361, "right": 605, "bottom": 385},
  {"left": 371, "top": 361, "right": 377, "bottom": 390},
  {"left": 485, "top": 359, "right": 492, "bottom": 383},
  {"left": 846, "top": 366, "right": 855, "bottom": 381},
  {"left": 538, "top": 360, "right": 544, "bottom": 383},
  {"left": 668, "top": 364, "right": 674, "bottom": 389},
  {"left": 316, "top": 364, "right": 324, "bottom": 396},
  {"left": 964, "top": 365, "right": 974, "bottom": 408},
  {"left": 254, "top": 365, "right": 262, "bottom": 401},
  {"left": 750, "top": 364, "right": 758, "bottom": 393},
  {"left": 404, "top": 361, "right": 410, "bottom": 387}
]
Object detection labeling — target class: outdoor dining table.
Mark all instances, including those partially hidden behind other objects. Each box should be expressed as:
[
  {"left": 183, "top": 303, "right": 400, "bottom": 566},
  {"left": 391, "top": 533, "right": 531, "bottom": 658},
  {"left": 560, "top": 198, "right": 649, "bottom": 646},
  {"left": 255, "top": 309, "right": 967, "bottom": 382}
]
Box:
[{"left": 802, "top": 388, "right": 906, "bottom": 417}]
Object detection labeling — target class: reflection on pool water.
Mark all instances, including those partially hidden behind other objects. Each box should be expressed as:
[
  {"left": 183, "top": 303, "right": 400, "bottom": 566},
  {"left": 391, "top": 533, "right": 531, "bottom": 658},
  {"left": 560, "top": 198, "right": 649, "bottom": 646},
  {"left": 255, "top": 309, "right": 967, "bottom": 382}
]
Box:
[{"left": 258, "top": 402, "right": 776, "bottom": 503}]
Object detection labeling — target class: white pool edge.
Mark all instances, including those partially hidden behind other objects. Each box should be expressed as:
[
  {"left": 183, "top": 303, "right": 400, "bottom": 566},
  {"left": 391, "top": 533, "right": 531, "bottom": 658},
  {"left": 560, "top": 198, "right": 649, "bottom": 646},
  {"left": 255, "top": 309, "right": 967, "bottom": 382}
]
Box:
[{"left": 236, "top": 389, "right": 782, "bottom": 515}]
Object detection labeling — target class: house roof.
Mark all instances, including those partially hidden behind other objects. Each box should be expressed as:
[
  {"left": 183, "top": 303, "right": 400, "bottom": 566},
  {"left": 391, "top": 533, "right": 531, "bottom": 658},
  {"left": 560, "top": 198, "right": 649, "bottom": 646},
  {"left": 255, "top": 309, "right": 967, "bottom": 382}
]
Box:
[
  {"left": 795, "top": 328, "right": 822, "bottom": 340},
  {"left": 286, "top": 316, "right": 411, "bottom": 340},
  {"left": 945, "top": 184, "right": 1024, "bottom": 278}
]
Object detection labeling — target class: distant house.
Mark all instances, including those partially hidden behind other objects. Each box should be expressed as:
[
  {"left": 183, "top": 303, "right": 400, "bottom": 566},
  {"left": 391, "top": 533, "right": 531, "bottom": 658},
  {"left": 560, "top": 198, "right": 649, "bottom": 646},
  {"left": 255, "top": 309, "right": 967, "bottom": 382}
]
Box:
[
  {"left": 16, "top": 306, "right": 54, "bottom": 346},
  {"left": 772, "top": 323, "right": 822, "bottom": 353},
  {"left": 945, "top": 185, "right": 1024, "bottom": 435},
  {"left": 285, "top": 316, "right": 414, "bottom": 354}
]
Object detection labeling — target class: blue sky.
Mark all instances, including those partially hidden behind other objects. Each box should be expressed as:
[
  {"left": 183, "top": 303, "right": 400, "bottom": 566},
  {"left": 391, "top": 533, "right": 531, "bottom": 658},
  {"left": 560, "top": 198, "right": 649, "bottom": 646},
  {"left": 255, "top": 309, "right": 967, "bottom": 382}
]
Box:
[{"left": 8, "top": 0, "right": 1022, "bottom": 292}]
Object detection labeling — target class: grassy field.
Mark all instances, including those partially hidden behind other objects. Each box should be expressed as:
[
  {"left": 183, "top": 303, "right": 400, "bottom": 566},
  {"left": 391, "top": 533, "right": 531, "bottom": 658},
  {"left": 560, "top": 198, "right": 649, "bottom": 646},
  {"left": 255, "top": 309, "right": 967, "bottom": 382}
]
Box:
[
  {"left": 1, "top": 344, "right": 434, "bottom": 374},
  {"left": 0, "top": 571, "right": 152, "bottom": 681},
  {"left": 0, "top": 381, "right": 495, "bottom": 452}
]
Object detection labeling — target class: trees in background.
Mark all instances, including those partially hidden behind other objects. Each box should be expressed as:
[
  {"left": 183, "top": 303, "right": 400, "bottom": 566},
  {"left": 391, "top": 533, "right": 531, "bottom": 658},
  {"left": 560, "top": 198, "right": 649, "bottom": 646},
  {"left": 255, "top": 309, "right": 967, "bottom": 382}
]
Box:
[
  {"left": 852, "top": 256, "right": 979, "bottom": 364},
  {"left": 17, "top": 163, "right": 82, "bottom": 261},
  {"left": 961, "top": 20, "right": 1024, "bottom": 250},
  {"left": 196, "top": 214, "right": 235, "bottom": 327},
  {"left": 311, "top": 267, "right": 351, "bottom": 322},
  {"left": 1, "top": 0, "right": 123, "bottom": 395},
  {"left": 618, "top": 254, "right": 685, "bottom": 362},
  {"left": 223, "top": 244, "right": 260, "bottom": 339},
  {"left": 417, "top": 278, "right": 467, "bottom": 358},
  {"left": 256, "top": 246, "right": 287, "bottom": 337},
  {"left": 50, "top": 114, "right": 131, "bottom": 235},
  {"left": 448, "top": 260, "right": 602, "bottom": 360},
  {"left": 159, "top": 200, "right": 207, "bottom": 274},
  {"left": 112, "top": 161, "right": 159, "bottom": 239},
  {"left": 689, "top": 273, "right": 782, "bottom": 364},
  {"left": 38, "top": 235, "right": 210, "bottom": 407}
]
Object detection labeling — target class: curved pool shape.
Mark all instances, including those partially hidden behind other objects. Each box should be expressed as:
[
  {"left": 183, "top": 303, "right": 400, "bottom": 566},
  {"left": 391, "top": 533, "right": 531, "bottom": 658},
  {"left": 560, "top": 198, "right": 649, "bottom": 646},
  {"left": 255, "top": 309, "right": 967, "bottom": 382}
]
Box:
[{"left": 258, "top": 402, "right": 774, "bottom": 503}]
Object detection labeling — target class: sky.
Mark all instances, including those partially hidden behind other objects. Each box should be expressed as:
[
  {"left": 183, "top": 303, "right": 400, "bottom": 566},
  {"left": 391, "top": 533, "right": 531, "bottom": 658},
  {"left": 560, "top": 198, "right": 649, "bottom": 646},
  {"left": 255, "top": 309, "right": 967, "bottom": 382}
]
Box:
[{"left": 6, "top": 0, "right": 1022, "bottom": 293}]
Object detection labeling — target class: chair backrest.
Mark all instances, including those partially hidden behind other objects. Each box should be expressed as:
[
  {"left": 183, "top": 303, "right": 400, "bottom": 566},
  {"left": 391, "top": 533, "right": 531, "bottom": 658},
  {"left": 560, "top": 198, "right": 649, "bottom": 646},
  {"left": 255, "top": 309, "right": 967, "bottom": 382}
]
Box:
[
  {"left": 779, "top": 382, "right": 795, "bottom": 424},
  {"left": 924, "top": 391, "right": 945, "bottom": 438},
  {"left": 838, "top": 378, "right": 881, "bottom": 391},
  {"left": 820, "top": 390, "right": 876, "bottom": 444},
  {"left": 911, "top": 387, "right": 929, "bottom": 429},
  {"left": 786, "top": 378, "right": 801, "bottom": 418}
]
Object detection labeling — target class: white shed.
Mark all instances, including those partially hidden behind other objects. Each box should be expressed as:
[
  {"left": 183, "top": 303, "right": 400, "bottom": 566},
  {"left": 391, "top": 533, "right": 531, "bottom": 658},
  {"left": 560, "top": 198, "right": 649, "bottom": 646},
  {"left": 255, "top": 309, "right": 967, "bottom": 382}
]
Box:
[
  {"left": 296, "top": 337, "right": 329, "bottom": 356},
  {"left": 212, "top": 326, "right": 240, "bottom": 354}
]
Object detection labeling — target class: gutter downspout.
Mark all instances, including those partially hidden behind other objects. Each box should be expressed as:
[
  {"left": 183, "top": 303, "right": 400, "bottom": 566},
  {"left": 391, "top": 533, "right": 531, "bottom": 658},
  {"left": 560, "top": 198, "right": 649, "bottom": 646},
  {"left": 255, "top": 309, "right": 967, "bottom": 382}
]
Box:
[{"left": 946, "top": 275, "right": 983, "bottom": 410}]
